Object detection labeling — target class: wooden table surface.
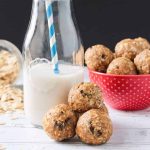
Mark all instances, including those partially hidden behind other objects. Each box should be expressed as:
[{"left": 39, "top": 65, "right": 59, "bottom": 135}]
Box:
[
  {"left": 0, "top": 71, "right": 150, "bottom": 150},
  {"left": 0, "top": 106, "right": 150, "bottom": 150}
]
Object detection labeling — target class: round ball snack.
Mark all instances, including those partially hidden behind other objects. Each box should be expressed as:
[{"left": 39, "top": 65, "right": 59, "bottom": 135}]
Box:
[
  {"left": 107, "top": 57, "right": 137, "bottom": 75},
  {"left": 85, "top": 45, "right": 114, "bottom": 72},
  {"left": 76, "top": 109, "right": 113, "bottom": 145},
  {"left": 134, "top": 49, "right": 150, "bottom": 74},
  {"left": 43, "top": 104, "right": 77, "bottom": 141},
  {"left": 68, "top": 82, "right": 103, "bottom": 113},
  {"left": 115, "top": 38, "right": 140, "bottom": 60},
  {"left": 134, "top": 37, "right": 150, "bottom": 51}
]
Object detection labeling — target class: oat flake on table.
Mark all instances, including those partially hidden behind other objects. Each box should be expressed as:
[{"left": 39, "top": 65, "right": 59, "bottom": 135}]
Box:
[{"left": 0, "top": 85, "right": 23, "bottom": 114}]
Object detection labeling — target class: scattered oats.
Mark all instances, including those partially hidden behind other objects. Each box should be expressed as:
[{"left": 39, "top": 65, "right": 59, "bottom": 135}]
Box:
[
  {"left": 0, "top": 122, "right": 6, "bottom": 125},
  {"left": 0, "top": 84, "right": 10, "bottom": 97},
  {"left": 0, "top": 85, "right": 23, "bottom": 114},
  {"left": 11, "top": 116, "right": 18, "bottom": 120},
  {"left": 0, "top": 144, "right": 6, "bottom": 150},
  {"left": 0, "top": 107, "right": 5, "bottom": 113}
]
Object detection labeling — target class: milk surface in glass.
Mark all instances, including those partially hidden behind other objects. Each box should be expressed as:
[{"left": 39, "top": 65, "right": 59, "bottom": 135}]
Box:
[{"left": 24, "top": 59, "right": 83, "bottom": 126}]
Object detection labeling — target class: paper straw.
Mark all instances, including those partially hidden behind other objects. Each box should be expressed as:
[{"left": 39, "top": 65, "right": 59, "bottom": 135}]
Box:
[{"left": 45, "top": 0, "right": 59, "bottom": 74}]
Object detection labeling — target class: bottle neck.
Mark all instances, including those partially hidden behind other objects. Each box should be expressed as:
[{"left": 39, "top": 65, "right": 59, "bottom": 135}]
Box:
[
  {"left": 33, "top": 0, "right": 72, "bottom": 14},
  {"left": 34, "top": 0, "right": 71, "bottom": 4}
]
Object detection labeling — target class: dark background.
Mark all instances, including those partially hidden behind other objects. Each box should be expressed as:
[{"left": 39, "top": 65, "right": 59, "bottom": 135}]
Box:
[{"left": 0, "top": 0, "right": 150, "bottom": 51}]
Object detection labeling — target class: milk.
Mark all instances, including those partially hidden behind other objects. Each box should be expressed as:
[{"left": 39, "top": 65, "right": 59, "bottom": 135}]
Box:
[{"left": 24, "top": 61, "right": 83, "bottom": 126}]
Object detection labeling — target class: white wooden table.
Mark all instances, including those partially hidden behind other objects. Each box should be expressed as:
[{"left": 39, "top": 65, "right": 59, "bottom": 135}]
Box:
[
  {"left": 0, "top": 71, "right": 150, "bottom": 150},
  {"left": 0, "top": 106, "right": 150, "bottom": 150}
]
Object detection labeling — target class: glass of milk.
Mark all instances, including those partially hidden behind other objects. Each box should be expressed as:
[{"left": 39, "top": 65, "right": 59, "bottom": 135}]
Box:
[{"left": 23, "top": 0, "right": 84, "bottom": 126}]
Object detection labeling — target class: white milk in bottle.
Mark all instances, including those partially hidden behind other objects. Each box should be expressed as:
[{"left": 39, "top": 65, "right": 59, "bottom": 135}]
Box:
[{"left": 24, "top": 59, "right": 83, "bottom": 126}]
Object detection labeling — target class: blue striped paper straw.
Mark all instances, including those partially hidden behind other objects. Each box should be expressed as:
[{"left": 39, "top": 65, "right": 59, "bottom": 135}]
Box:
[{"left": 45, "top": 0, "right": 59, "bottom": 74}]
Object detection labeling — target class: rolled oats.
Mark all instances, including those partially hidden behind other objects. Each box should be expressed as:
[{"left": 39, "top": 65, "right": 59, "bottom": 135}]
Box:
[
  {"left": 0, "top": 50, "right": 19, "bottom": 85},
  {"left": 0, "top": 85, "right": 23, "bottom": 113}
]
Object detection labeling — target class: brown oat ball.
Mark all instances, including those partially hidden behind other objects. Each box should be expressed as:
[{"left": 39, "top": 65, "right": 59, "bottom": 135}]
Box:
[
  {"left": 76, "top": 109, "right": 113, "bottom": 145},
  {"left": 134, "top": 37, "right": 150, "bottom": 51},
  {"left": 42, "top": 104, "right": 77, "bottom": 141},
  {"left": 68, "top": 82, "right": 103, "bottom": 113},
  {"left": 134, "top": 49, "right": 150, "bottom": 74},
  {"left": 107, "top": 57, "right": 137, "bottom": 75},
  {"left": 85, "top": 45, "right": 114, "bottom": 72},
  {"left": 115, "top": 38, "right": 140, "bottom": 60}
]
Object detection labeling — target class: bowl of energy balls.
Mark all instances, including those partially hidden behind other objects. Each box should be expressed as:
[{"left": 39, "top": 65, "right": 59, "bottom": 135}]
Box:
[{"left": 85, "top": 37, "right": 150, "bottom": 111}]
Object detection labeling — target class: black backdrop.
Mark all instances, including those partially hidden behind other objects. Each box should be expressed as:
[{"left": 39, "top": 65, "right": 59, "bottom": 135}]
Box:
[{"left": 0, "top": 0, "right": 150, "bottom": 51}]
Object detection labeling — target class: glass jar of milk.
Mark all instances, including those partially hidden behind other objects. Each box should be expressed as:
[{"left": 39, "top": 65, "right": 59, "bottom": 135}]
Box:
[{"left": 23, "top": 0, "right": 84, "bottom": 126}]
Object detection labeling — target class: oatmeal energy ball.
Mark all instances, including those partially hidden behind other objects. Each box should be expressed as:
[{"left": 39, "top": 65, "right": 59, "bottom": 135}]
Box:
[
  {"left": 115, "top": 37, "right": 150, "bottom": 60},
  {"left": 115, "top": 38, "right": 139, "bottom": 60},
  {"left": 134, "top": 49, "right": 150, "bottom": 74},
  {"left": 85, "top": 45, "right": 114, "bottom": 72},
  {"left": 68, "top": 82, "right": 103, "bottom": 113},
  {"left": 107, "top": 57, "right": 137, "bottom": 75},
  {"left": 43, "top": 104, "right": 77, "bottom": 141},
  {"left": 76, "top": 109, "right": 113, "bottom": 145},
  {"left": 134, "top": 37, "right": 150, "bottom": 51}
]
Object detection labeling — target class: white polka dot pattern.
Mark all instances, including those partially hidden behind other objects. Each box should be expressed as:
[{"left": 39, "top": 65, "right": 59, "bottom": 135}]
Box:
[{"left": 88, "top": 70, "right": 150, "bottom": 110}]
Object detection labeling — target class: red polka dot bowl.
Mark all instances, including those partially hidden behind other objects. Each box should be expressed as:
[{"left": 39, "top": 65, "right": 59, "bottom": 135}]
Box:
[{"left": 88, "top": 69, "right": 150, "bottom": 111}]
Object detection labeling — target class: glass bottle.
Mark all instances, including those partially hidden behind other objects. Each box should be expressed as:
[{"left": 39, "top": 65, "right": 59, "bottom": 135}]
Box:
[{"left": 23, "top": 0, "right": 84, "bottom": 126}]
